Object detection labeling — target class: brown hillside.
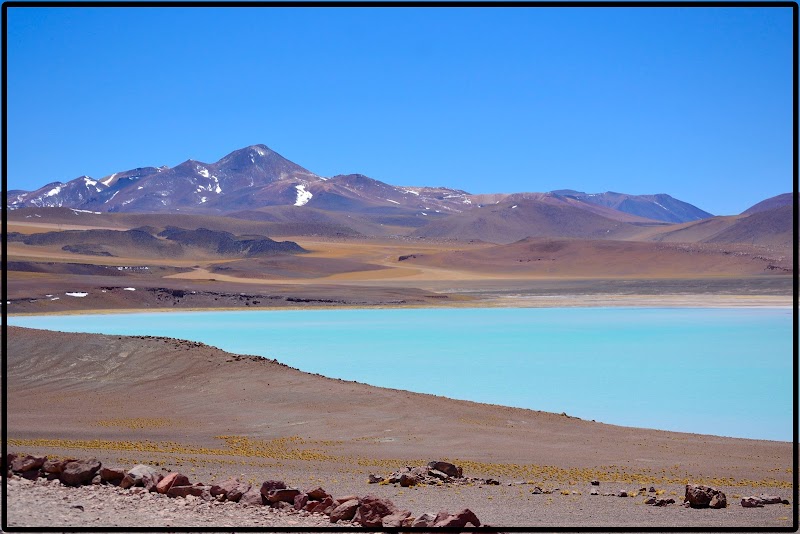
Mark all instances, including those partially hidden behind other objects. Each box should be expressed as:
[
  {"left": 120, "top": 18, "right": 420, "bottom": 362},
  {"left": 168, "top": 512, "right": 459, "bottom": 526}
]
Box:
[
  {"left": 411, "top": 199, "right": 642, "bottom": 244},
  {"left": 400, "top": 237, "right": 792, "bottom": 277}
]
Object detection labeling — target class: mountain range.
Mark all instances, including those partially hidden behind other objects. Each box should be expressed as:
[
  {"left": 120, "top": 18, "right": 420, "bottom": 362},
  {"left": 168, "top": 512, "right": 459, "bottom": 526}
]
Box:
[{"left": 7, "top": 144, "right": 792, "bottom": 247}]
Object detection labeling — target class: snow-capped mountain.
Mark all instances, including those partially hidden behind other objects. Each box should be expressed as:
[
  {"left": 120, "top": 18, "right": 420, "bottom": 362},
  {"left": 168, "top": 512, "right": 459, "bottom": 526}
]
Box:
[{"left": 8, "top": 144, "right": 713, "bottom": 224}]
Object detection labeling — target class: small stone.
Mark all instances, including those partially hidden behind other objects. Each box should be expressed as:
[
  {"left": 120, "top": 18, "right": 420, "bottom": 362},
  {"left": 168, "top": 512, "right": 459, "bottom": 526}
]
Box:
[
  {"left": 590, "top": 480, "right": 600, "bottom": 486},
  {"left": 741, "top": 497, "right": 765, "bottom": 508},
  {"left": 367, "top": 474, "right": 383, "bottom": 484},
  {"left": 617, "top": 490, "right": 628, "bottom": 498}
]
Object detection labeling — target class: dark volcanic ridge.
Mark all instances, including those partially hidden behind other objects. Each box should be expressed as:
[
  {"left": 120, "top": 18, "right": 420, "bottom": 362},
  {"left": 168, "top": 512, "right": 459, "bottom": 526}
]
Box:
[{"left": 8, "top": 226, "right": 305, "bottom": 258}]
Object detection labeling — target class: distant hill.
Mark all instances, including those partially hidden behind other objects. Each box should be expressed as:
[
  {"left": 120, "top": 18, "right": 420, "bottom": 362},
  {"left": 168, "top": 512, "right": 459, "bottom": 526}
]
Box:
[
  {"left": 550, "top": 190, "right": 713, "bottom": 223},
  {"left": 741, "top": 193, "right": 793, "bottom": 216},
  {"left": 409, "top": 198, "right": 643, "bottom": 244},
  {"left": 706, "top": 204, "right": 793, "bottom": 249},
  {"left": 7, "top": 224, "right": 305, "bottom": 259}
]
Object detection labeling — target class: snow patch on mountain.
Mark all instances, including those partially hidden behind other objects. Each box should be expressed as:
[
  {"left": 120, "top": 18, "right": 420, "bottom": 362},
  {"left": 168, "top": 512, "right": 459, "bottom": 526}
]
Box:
[{"left": 294, "top": 184, "right": 313, "bottom": 206}]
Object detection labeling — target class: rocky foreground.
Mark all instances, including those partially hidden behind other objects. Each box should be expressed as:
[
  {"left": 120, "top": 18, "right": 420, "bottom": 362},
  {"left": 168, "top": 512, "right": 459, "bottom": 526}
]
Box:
[
  {"left": 6, "top": 453, "right": 793, "bottom": 530},
  {"left": 5, "top": 454, "right": 481, "bottom": 528}
]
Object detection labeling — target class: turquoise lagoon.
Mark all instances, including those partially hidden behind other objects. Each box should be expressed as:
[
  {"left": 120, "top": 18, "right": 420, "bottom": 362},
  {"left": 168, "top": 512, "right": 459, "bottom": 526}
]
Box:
[{"left": 8, "top": 307, "right": 792, "bottom": 441}]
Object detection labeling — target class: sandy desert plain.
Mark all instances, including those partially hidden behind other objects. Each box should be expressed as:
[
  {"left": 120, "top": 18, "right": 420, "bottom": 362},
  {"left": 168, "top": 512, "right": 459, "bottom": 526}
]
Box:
[{"left": 3, "top": 206, "right": 796, "bottom": 529}]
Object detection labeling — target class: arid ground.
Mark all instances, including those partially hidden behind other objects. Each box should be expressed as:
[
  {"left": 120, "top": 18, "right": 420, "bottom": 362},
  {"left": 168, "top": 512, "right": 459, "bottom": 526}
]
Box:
[
  {"left": 4, "top": 210, "right": 794, "bottom": 528},
  {"left": 5, "top": 326, "right": 794, "bottom": 528}
]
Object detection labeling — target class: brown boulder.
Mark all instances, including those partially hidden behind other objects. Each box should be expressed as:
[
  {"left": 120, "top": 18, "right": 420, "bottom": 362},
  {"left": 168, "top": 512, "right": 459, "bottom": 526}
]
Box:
[
  {"left": 306, "top": 487, "right": 330, "bottom": 500},
  {"left": 709, "top": 493, "right": 727, "bottom": 509},
  {"left": 156, "top": 472, "right": 190, "bottom": 494},
  {"left": 211, "top": 478, "right": 249, "bottom": 501},
  {"left": 99, "top": 467, "right": 126, "bottom": 484},
  {"left": 434, "top": 508, "right": 481, "bottom": 528},
  {"left": 11, "top": 455, "right": 46, "bottom": 473},
  {"left": 759, "top": 494, "right": 784, "bottom": 505},
  {"left": 267, "top": 488, "right": 301, "bottom": 504},
  {"left": 239, "top": 486, "right": 265, "bottom": 506},
  {"left": 354, "top": 495, "right": 399, "bottom": 527},
  {"left": 399, "top": 473, "right": 418, "bottom": 487},
  {"left": 335, "top": 494, "right": 359, "bottom": 504},
  {"left": 329, "top": 499, "right": 359, "bottom": 523},
  {"left": 427, "top": 461, "right": 462, "bottom": 478},
  {"left": 259, "top": 480, "right": 287, "bottom": 500},
  {"left": 382, "top": 510, "right": 412, "bottom": 527},
  {"left": 43, "top": 458, "right": 72, "bottom": 474},
  {"left": 120, "top": 464, "right": 162, "bottom": 491},
  {"left": 685, "top": 484, "right": 727, "bottom": 509},
  {"left": 60, "top": 459, "right": 101, "bottom": 486},
  {"left": 412, "top": 512, "right": 437, "bottom": 527},
  {"left": 294, "top": 493, "right": 309, "bottom": 510},
  {"left": 310, "top": 496, "right": 334, "bottom": 515},
  {"left": 166, "top": 485, "right": 204, "bottom": 498}
]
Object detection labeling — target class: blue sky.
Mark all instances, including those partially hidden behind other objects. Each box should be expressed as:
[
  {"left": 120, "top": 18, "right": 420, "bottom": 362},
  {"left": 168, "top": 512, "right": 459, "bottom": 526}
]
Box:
[{"left": 6, "top": 5, "right": 794, "bottom": 215}]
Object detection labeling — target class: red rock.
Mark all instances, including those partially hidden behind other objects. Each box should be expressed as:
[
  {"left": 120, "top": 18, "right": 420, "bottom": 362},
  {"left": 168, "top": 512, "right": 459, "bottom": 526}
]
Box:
[
  {"left": 156, "top": 472, "right": 190, "bottom": 494},
  {"left": 355, "top": 495, "right": 399, "bottom": 527},
  {"left": 267, "top": 488, "right": 301, "bottom": 504},
  {"left": 11, "top": 455, "right": 46, "bottom": 473},
  {"left": 294, "top": 493, "right": 309, "bottom": 510},
  {"left": 43, "top": 458, "right": 71, "bottom": 474},
  {"left": 411, "top": 512, "right": 437, "bottom": 527},
  {"left": 120, "top": 464, "right": 162, "bottom": 491},
  {"left": 167, "top": 485, "right": 204, "bottom": 498},
  {"left": 60, "top": 459, "right": 101, "bottom": 486},
  {"left": 427, "top": 461, "right": 462, "bottom": 478},
  {"left": 212, "top": 478, "right": 249, "bottom": 501},
  {"left": 381, "top": 510, "right": 412, "bottom": 527},
  {"left": 239, "top": 486, "right": 264, "bottom": 506},
  {"left": 306, "top": 487, "right": 330, "bottom": 500},
  {"left": 399, "top": 473, "right": 418, "bottom": 487},
  {"left": 310, "top": 496, "right": 334, "bottom": 515},
  {"left": 335, "top": 494, "right": 359, "bottom": 504},
  {"left": 685, "top": 484, "right": 727, "bottom": 509},
  {"left": 99, "top": 467, "right": 126, "bottom": 484},
  {"left": 709, "top": 493, "right": 727, "bottom": 509},
  {"left": 329, "top": 499, "right": 359, "bottom": 523},
  {"left": 742, "top": 497, "right": 765, "bottom": 508}
]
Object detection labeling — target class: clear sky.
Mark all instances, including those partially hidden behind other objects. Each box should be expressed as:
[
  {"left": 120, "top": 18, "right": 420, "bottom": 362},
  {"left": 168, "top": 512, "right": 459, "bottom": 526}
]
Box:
[{"left": 5, "top": 5, "right": 794, "bottom": 215}]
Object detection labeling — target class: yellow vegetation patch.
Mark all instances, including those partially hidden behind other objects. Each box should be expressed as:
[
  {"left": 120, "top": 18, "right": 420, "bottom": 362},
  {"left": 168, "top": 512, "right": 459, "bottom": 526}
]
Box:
[{"left": 93, "top": 418, "right": 175, "bottom": 430}]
